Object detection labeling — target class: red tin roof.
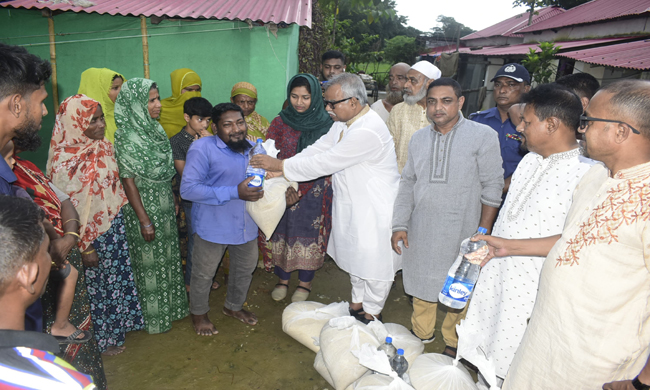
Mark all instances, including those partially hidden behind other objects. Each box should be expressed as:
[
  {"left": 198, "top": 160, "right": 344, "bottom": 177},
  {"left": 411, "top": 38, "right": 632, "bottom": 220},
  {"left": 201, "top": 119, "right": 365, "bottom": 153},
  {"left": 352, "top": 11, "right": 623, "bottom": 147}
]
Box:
[
  {"left": 462, "top": 6, "right": 565, "bottom": 41},
  {"left": 517, "top": 0, "right": 650, "bottom": 33},
  {"left": 556, "top": 38, "right": 650, "bottom": 70},
  {"left": 0, "top": 0, "right": 312, "bottom": 27},
  {"left": 463, "top": 36, "right": 636, "bottom": 56}
]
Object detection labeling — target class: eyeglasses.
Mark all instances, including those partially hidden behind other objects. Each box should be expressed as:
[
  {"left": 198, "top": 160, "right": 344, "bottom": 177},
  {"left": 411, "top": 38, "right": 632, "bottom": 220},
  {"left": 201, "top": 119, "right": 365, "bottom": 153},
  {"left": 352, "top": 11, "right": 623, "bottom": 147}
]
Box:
[
  {"left": 579, "top": 115, "right": 640, "bottom": 135},
  {"left": 323, "top": 97, "right": 353, "bottom": 109}
]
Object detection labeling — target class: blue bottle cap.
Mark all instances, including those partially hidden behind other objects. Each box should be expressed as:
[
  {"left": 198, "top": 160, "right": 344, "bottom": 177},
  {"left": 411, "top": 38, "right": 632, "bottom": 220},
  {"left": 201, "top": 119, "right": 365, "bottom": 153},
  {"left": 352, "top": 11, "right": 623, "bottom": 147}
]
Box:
[
  {"left": 477, "top": 227, "right": 487, "bottom": 234},
  {"left": 385, "top": 337, "right": 392, "bottom": 343},
  {"left": 256, "top": 138, "right": 263, "bottom": 143},
  {"left": 397, "top": 348, "right": 404, "bottom": 355}
]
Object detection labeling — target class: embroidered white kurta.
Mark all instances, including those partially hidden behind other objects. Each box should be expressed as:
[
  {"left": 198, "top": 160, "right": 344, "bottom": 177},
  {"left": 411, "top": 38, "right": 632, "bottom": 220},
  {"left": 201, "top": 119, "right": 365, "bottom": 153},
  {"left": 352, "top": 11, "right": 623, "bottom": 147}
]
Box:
[
  {"left": 463, "top": 148, "right": 594, "bottom": 379},
  {"left": 503, "top": 161, "right": 650, "bottom": 389},
  {"left": 283, "top": 108, "right": 400, "bottom": 281},
  {"left": 370, "top": 100, "right": 390, "bottom": 122}
]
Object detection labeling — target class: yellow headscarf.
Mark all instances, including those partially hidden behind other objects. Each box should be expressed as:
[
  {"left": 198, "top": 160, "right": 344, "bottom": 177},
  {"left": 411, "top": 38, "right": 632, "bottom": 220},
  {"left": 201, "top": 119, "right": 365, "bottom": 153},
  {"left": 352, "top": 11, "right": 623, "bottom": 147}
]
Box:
[
  {"left": 231, "top": 81, "right": 268, "bottom": 140},
  {"left": 231, "top": 81, "right": 258, "bottom": 99},
  {"left": 77, "top": 68, "right": 124, "bottom": 143},
  {"left": 159, "top": 68, "right": 202, "bottom": 138}
]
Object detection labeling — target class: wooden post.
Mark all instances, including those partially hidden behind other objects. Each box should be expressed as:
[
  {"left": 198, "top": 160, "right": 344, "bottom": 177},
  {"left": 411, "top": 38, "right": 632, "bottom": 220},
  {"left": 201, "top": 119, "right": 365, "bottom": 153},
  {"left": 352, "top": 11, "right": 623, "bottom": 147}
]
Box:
[
  {"left": 47, "top": 15, "right": 59, "bottom": 113},
  {"left": 140, "top": 16, "right": 150, "bottom": 78}
]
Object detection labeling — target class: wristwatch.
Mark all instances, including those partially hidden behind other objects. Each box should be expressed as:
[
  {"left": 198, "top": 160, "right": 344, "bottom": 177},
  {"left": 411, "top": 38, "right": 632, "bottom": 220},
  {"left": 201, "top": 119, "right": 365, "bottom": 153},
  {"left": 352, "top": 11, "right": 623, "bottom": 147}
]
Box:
[{"left": 633, "top": 375, "right": 650, "bottom": 390}]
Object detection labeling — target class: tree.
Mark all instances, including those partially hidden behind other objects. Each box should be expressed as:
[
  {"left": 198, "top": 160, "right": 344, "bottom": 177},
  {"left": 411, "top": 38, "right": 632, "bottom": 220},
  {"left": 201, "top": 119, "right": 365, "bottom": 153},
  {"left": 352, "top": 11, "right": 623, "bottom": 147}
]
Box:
[
  {"left": 429, "top": 15, "right": 475, "bottom": 40},
  {"left": 522, "top": 41, "right": 560, "bottom": 84},
  {"left": 383, "top": 35, "right": 419, "bottom": 64}
]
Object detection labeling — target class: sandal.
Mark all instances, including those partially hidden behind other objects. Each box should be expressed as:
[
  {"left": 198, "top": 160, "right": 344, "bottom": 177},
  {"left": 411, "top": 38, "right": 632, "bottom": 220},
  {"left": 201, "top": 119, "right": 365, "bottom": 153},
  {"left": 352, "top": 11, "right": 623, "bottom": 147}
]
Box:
[
  {"left": 53, "top": 329, "right": 92, "bottom": 345},
  {"left": 358, "top": 313, "right": 383, "bottom": 325},
  {"left": 271, "top": 282, "right": 289, "bottom": 301},
  {"left": 291, "top": 285, "right": 311, "bottom": 302},
  {"left": 442, "top": 345, "right": 458, "bottom": 359},
  {"left": 349, "top": 306, "right": 364, "bottom": 318}
]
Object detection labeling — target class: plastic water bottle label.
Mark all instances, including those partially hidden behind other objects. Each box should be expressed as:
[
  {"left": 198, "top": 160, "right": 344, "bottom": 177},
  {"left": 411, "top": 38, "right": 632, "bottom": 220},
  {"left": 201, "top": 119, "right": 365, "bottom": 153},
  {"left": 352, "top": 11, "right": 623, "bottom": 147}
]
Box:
[
  {"left": 440, "top": 276, "right": 474, "bottom": 302},
  {"left": 247, "top": 173, "right": 264, "bottom": 187}
]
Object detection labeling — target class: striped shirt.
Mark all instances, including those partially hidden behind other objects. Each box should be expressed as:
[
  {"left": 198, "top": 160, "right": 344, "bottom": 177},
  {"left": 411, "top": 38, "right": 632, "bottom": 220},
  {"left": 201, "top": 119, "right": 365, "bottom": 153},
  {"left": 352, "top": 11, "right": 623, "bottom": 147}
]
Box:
[{"left": 0, "top": 330, "right": 96, "bottom": 389}]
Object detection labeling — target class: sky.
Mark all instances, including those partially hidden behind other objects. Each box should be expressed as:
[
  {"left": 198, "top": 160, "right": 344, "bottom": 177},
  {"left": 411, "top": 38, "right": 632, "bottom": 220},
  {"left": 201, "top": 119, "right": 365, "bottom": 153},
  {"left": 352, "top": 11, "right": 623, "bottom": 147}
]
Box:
[{"left": 394, "top": 0, "right": 530, "bottom": 33}]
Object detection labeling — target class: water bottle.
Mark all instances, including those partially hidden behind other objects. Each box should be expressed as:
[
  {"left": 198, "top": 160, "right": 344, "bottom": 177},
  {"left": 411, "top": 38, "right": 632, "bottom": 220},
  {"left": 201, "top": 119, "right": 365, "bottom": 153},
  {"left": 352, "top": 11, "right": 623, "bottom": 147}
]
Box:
[
  {"left": 390, "top": 348, "right": 408, "bottom": 379},
  {"left": 377, "top": 336, "right": 397, "bottom": 361},
  {"left": 438, "top": 227, "right": 489, "bottom": 309},
  {"left": 246, "top": 139, "right": 266, "bottom": 188}
]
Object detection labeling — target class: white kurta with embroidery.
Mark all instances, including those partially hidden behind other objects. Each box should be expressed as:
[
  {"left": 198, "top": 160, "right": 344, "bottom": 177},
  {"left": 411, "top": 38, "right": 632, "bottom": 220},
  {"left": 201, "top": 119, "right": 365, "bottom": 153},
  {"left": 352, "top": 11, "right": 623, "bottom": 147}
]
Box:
[
  {"left": 462, "top": 148, "right": 594, "bottom": 379},
  {"left": 503, "top": 161, "right": 650, "bottom": 389},
  {"left": 283, "top": 108, "right": 401, "bottom": 281}
]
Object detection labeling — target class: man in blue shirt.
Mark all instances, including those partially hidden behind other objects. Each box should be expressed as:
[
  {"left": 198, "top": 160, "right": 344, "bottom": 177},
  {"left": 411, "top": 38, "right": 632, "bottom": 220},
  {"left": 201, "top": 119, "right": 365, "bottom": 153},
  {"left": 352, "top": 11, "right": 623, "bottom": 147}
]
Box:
[
  {"left": 0, "top": 43, "right": 51, "bottom": 195},
  {"left": 471, "top": 63, "right": 530, "bottom": 193},
  {"left": 181, "top": 103, "right": 263, "bottom": 336}
]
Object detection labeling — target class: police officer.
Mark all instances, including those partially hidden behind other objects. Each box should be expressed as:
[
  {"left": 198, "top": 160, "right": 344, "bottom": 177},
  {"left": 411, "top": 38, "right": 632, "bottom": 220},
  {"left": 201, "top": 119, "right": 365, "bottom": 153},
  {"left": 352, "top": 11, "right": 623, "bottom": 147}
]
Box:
[{"left": 470, "top": 63, "right": 530, "bottom": 193}]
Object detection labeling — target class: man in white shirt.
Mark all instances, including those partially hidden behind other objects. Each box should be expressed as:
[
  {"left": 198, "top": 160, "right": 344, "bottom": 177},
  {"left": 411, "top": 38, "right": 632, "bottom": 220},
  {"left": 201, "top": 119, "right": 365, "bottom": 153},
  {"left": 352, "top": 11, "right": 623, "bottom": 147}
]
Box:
[{"left": 251, "top": 73, "right": 400, "bottom": 323}]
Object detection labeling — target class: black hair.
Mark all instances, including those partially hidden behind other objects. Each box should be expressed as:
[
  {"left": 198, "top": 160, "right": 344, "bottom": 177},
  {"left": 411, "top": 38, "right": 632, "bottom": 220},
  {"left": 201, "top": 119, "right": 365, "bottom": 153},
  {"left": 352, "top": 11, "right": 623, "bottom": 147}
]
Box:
[
  {"left": 523, "top": 83, "right": 583, "bottom": 131},
  {"left": 184, "top": 96, "right": 213, "bottom": 118},
  {"left": 211, "top": 103, "right": 244, "bottom": 125},
  {"left": 322, "top": 50, "right": 346, "bottom": 64},
  {"left": 555, "top": 73, "right": 600, "bottom": 100},
  {"left": 0, "top": 196, "right": 46, "bottom": 292},
  {"left": 427, "top": 77, "right": 463, "bottom": 98},
  {"left": 0, "top": 43, "right": 52, "bottom": 101},
  {"left": 600, "top": 79, "right": 650, "bottom": 139},
  {"left": 111, "top": 74, "right": 123, "bottom": 82},
  {"left": 150, "top": 82, "right": 158, "bottom": 91},
  {"left": 289, "top": 76, "right": 311, "bottom": 95}
]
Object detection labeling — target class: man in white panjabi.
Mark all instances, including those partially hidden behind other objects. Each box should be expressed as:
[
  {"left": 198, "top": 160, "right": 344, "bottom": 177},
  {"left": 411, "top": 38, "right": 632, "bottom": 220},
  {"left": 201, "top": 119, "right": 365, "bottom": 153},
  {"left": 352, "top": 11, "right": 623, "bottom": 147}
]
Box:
[
  {"left": 477, "top": 79, "right": 650, "bottom": 390},
  {"left": 370, "top": 62, "right": 409, "bottom": 122},
  {"left": 386, "top": 60, "right": 441, "bottom": 173},
  {"left": 462, "top": 84, "right": 595, "bottom": 385},
  {"left": 251, "top": 73, "right": 400, "bottom": 323}
]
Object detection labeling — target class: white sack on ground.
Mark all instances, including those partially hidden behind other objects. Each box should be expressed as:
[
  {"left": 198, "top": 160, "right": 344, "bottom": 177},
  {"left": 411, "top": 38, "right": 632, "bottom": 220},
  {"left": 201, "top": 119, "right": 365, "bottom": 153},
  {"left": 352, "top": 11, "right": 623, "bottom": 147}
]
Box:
[
  {"left": 409, "top": 353, "right": 478, "bottom": 390},
  {"left": 282, "top": 301, "right": 350, "bottom": 352},
  {"left": 320, "top": 316, "right": 381, "bottom": 390},
  {"left": 367, "top": 321, "right": 425, "bottom": 366},
  {"left": 455, "top": 320, "right": 500, "bottom": 390},
  {"left": 354, "top": 343, "right": 415, "bottom": 390},
  {"left": 246, "top": 177, "right": 298, "bottom": 239}
]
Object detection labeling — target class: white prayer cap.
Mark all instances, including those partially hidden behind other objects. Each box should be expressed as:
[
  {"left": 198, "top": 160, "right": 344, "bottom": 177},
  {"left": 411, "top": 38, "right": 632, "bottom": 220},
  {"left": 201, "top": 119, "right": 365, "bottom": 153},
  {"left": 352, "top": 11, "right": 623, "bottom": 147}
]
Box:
[{"left": 410, "top": 61, "right": 441, "bottom": 80}]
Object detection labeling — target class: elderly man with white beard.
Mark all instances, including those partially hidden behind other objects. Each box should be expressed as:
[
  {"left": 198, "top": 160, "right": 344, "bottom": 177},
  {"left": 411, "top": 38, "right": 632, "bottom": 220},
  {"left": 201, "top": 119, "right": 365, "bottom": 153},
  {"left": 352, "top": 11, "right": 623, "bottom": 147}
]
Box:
[
  {"left": 371, "top": 62, "right": 410, "bottom": 122},
  {"left": 387, "top": 60, "right": 441, "bottom": 173}
]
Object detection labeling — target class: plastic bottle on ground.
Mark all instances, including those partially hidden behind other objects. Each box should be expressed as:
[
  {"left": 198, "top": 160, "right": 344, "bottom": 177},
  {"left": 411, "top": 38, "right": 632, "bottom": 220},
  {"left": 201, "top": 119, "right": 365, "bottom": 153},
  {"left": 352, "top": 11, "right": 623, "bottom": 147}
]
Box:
[
  {"left": 246, "top": 138, "right": 266, "bottom": 188},
  {"left": 438, "top": 227, "right": 489, "bottom": 309},
  {"left": 377, "top": 336, "right": 397, "bottom": 361}
]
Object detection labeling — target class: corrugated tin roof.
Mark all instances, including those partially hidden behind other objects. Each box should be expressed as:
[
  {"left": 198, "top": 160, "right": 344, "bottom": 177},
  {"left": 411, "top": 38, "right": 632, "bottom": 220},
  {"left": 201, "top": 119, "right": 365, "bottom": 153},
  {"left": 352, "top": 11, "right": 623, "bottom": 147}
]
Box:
[
  {"left": 517, "top": 0, "right": 650, "bottom": 33},
  {"left": 447, "top": 37, "right": 634, "bottom": 56},
  {"left": 557, "top": 39, "right": 650, "bottom": 70},
  {"left": 0, "top": 0, "right": 312, "bottom": 27},
  {"left": 462, "top": 7, "right": 565, "bottom": 41}
]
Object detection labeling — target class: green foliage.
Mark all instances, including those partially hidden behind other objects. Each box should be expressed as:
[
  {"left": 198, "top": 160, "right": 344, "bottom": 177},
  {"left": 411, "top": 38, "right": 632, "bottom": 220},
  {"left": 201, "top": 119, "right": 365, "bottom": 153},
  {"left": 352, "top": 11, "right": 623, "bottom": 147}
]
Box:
[
  {"left": 522, "top": 41, "right": 560, "bottom": 84},
  {"left": 383, "top": 35, "right": 419, "bottom": 64},
  {"left": 299, "top": 0, "right": 330, "bottom": 75},
  {"left": 337, "top": 33, "right": 383, "bottom": 72},
  {"left": 429, "top": 15, "right": 475, "bottom": 39},
  {"left": 320, "top": 0, "right": 396, "bottom": 24}
]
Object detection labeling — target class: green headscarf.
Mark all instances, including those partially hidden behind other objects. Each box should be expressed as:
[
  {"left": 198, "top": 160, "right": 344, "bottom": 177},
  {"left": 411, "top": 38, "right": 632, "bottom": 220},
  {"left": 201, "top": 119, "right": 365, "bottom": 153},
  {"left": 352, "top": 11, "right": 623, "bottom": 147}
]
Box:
[
  {"left": 114, "top": 78, "right": 175, "bottom": 182},
  {"left": 279, "top": 74, "right": 333, "bottom": 153},
  {"left": 77, "top": 67, "right": 124, "bottom": 143}
]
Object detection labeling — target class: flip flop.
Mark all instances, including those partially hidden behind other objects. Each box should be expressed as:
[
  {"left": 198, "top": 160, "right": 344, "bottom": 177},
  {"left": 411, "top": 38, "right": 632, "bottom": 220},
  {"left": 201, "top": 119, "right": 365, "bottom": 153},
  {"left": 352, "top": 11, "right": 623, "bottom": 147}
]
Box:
[
  {"left": 53, "top": 329, "right": 92, "bottom": 345},
  {"left": 222, "top": 308, "right": 258, "bottom": 326}
]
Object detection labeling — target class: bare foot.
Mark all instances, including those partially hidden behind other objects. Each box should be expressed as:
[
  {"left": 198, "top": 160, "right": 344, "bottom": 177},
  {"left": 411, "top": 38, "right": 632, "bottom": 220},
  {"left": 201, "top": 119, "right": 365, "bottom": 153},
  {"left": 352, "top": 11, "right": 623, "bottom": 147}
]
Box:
[
  {"left": 223, "top": 307, "right": 258, "bottom": 326},
  {"left": 191, "top": 313, "right": 219, "bottom": 336},
  {"left": 102, "top": 346, "right": 126, "bottom": 356}
]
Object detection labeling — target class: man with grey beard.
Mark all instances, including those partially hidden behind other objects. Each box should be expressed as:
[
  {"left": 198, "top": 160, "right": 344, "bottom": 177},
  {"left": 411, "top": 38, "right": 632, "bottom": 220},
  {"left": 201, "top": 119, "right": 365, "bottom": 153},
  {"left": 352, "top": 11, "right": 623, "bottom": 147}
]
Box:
[
  {"left": 371, "top": 63, "right": 410, "bottom": 122},
  {"left": 387, "top": 61, "right": 441, "bottom": 173}
]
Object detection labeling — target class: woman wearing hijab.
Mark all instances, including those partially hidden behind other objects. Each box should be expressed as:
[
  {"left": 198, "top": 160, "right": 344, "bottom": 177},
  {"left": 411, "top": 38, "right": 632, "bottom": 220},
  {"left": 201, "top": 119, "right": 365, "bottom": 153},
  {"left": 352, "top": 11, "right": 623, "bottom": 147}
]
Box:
[
  {"left": 47, "top": 94, "right": 144, "bottom": 355},
  {"left": 77, "top": 68, "right": 125, "bottom": 143},
  {"left": 114, "top": 78, "right": 189, "bottom": 334},
  {"left": 231, "top": 81, "right": 270, "bottom": 140},
  {"left": 267, "top": 74, "right": 333, "bottom": 302},
  {"left": 159, "top": 68, "right": 202, "bottom": 138}
]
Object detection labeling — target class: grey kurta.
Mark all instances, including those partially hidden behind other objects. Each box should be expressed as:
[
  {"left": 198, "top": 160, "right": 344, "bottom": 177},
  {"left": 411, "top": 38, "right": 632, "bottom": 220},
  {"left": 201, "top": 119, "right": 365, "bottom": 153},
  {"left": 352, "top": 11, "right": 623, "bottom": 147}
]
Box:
[{"left": 392, "top": 114, "right": 504, "bottom": 301}]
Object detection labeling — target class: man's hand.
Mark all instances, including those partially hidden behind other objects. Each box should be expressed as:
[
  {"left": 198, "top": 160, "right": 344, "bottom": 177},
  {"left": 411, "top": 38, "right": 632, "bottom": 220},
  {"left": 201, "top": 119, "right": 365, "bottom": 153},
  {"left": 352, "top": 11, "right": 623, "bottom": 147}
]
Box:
[
  {"left": 391, "top": 231, "right": 409, "bottom": 255},
  {"left": 472, "top": 234, "right": 511, "bottom": 266},
  {"left": 603, "top": 380, "right": 635, "bottom": 390},
  {"left": 238, "top": 177, "right": 264, "bottom": 202},
  {"left": 285, "top": 187, "right": 300, "bottom": 207},
  {"left": 49, "top": 235, "right": 76, "bottom": 266},
  {"left": 81, "top": 248, "right": 100, "bottom": 268},
  {"left": 250, "top": 155, "right": 283, "bottom": 172}
]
